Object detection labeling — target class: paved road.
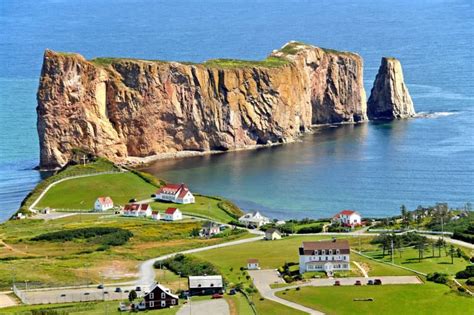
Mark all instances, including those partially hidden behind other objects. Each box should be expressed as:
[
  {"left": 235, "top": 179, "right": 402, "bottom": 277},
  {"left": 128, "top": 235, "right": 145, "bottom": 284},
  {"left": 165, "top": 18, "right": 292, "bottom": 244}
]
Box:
[
  {"left": 249, "top": 270, "right": 323, "bottom": 315},
  {"left": 137, "top": 234, "right": 264, "bottom": 288},
  {"left": 177, "top": 299, "right": 229, "bottom": 315}
]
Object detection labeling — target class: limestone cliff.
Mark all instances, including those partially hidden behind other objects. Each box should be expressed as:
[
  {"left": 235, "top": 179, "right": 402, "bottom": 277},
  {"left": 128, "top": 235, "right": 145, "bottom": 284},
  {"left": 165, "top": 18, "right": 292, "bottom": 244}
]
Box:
[
  {"left": 367, "top": 57, "right": 415, "bottom": 120},
  {"left": 37, "top": 42, "right": 367, "bottom": 169}
]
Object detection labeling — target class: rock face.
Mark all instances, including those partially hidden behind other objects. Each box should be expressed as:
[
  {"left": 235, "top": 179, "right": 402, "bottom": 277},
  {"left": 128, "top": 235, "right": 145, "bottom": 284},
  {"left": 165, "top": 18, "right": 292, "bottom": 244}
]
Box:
[
  {"left": 37, "top": 42, "right": 368, "bottom": 169},
  {"left": 367, "top": 57, "right": 415, "bottom": 120}
]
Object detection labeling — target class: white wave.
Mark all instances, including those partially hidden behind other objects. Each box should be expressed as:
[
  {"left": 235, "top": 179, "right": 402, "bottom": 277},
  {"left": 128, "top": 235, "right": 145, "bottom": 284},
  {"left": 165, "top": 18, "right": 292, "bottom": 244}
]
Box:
[{"left": 415, "top": 111, "right": 459, "bottom": 119}]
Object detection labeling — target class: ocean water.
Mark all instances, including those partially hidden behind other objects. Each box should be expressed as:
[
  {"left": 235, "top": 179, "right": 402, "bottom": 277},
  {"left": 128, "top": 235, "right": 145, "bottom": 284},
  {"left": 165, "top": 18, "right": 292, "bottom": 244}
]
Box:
[{"left": 0, "top": 0, "right": 473, "bottom": 221}]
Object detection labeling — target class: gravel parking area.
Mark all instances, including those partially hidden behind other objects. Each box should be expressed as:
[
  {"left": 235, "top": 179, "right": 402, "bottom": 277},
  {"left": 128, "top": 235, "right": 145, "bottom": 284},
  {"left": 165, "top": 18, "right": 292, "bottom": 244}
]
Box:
[{"left": 177, "top": 299, "right": 229, "bottom": 315}]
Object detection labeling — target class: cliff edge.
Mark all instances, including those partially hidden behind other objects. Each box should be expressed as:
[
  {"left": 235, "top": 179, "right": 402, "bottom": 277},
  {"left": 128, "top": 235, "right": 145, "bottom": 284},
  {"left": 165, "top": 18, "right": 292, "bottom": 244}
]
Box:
[
  {"left": 37, "top": 42, "right": 367, "bottom": 169},
  {"left": 367, "top": 57, "right": 415, "bottom": 120}
]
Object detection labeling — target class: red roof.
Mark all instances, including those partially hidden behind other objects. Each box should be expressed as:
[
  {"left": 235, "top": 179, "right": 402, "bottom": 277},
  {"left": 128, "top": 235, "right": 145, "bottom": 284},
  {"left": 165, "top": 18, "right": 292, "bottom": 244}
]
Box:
[
  {"left": 124, "top": 203, "right": 150, "bottom": 212},
  {"left": 152, "top": 211, "right": 159, "bottom": 215},
  {"left": 97, "top": 197, "right": 112, "bottom": 205},
  {"left": 157, "top": 184, "right": 191, "bottom": 198},
  {"left": 247, "top": 258, "right": 259, "bottom": 264},
  {"left": 335, "top": 210, "right": 359, "bottom": 217},
  {"left": 165, "top": 207, "right": 179, "bottom": 215}
]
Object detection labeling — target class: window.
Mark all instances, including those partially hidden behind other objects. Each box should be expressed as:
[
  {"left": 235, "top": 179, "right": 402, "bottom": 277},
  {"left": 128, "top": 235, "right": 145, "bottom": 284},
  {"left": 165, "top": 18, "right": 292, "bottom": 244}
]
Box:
[
  {"left": 161, "top": 301, "right": 166, "bottom": 307},
  {"left": 161, "top": 293, "right": 166, "bottom": 299},
  {"left": 322, "top": 250, "right": 325, "bottom": 255},
  {"left": 150, "top": 293, "right": 154, "bottom": 299},
  {"left": 172, "top": 299, "right": 176, "bottom": 305},
  {"left": 211, "top": 283, "right": 214, "bottom": 287},
  {"left": 329, "top": 249, "right": 332, "bottom": 255},
  {"left": 150, "top": 301, "right": 154, "bottom": 308},
  {"left": 336, "top": 249, "right": 340, "bottom": 254}
]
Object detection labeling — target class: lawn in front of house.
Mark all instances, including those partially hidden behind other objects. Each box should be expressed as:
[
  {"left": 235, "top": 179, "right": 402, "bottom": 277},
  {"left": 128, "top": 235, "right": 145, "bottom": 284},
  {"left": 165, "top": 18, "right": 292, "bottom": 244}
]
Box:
[
  {"left": 276, "top": 282, "right": 473, "bottom": 315},
  {"left": 36, "top": 172, "right": 156, "bottom": 210},
  {"left": 362, "top": 245, "right": 471, "bottom": 275}
]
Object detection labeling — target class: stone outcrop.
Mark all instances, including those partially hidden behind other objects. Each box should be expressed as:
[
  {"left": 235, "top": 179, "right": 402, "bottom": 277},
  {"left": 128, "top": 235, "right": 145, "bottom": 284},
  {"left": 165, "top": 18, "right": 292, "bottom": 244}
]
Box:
[
  {"left": 367, "top": 57, "right": 415, "bottom": 120},
  {"left": 37, "top": 42, "right": 368, "bottom": 169}
]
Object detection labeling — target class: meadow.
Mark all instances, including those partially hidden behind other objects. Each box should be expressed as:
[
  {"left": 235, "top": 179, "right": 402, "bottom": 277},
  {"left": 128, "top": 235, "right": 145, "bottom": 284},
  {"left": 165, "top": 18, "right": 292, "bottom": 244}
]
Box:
[{"left": 276, "top": 282, "right": 473, "bottom": 315}]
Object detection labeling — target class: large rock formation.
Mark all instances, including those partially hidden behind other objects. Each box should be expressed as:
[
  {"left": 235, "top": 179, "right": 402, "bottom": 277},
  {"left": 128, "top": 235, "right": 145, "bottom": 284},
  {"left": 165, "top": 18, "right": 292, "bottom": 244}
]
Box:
[
  {"left": 367, "top": 57, "right": 415, "bottom": 120},
  {"left": 37, "top": 42, "right": 368, "bottom": 169}
]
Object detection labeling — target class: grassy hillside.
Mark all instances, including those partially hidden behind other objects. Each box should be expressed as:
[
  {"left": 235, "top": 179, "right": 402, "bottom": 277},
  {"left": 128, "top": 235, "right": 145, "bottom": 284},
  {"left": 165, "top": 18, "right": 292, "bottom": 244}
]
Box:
[{"left": 276, "top": 282, "right": 473, "bottom": 315}]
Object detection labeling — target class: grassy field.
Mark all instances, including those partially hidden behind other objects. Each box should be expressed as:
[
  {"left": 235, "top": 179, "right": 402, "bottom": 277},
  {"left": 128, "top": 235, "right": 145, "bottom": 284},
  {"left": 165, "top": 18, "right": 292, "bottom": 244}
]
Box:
[
  {"left": 276, "top": 282, "right": 473, "bottom": 315},
  {"left": 151, "top": 195, "right": 237, "bottom": 223},
  {"left": 36, "top": 172, "right": 156, "bottom": 210},
  {"left": 0, "top": 214, "right": 250, "bottom": 290},
  {"left": 363, "top": 246, "right": 471, "bottom": 276},
  {"left": 1, "top": 300, "right": 179, "bottom": 314}
]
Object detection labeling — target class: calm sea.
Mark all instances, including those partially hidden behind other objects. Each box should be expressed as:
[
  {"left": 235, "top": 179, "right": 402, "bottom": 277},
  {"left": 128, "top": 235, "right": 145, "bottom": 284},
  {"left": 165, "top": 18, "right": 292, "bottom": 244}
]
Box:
[{"left": 0, "top": 0, "right": 473, "bottom": 221}]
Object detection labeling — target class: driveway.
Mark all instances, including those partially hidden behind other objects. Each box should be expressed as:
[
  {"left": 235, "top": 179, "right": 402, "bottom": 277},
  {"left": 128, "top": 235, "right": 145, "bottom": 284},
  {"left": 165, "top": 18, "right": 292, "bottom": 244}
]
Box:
[
  {"left": 177, "top": 299, "right": 229, "bottom": 315},
  {"left": 0, "top": 292, "right": 17, "bottom": 308}
]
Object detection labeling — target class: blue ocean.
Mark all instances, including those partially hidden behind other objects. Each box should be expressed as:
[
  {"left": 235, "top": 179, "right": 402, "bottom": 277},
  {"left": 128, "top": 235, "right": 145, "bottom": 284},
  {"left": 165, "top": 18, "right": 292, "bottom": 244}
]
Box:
[{"left": 0, "top": 0, "right": 473, "bottom": 221}]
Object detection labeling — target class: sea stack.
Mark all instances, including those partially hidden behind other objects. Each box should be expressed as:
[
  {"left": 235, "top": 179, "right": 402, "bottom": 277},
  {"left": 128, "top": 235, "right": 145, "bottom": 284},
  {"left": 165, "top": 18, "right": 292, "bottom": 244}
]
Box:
[{"left": 367, "top": 57, "right": 415, "bottom": 120}]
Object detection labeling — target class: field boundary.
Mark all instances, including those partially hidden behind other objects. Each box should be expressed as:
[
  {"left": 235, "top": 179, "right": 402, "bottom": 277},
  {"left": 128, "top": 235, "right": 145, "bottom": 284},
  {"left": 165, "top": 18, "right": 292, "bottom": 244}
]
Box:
[{"left": 351, "top": 249, "right": 427, "bottom": 276}]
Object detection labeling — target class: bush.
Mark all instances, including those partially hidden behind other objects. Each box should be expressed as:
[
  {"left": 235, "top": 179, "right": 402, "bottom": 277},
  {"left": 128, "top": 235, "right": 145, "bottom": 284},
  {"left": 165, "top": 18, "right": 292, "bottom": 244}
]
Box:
[
  {"left": 453, "top": 232, "right": 474, "bottom": 244},
  {"left": 458, "top": 286, "right": 466, "bottom": 292},
  {"left": 456, "top": 266, "right": 474, "bottom": 279},
  {"left": 427, "top": 272, "right": 449, "bottom": 284},
  {"left": 31, "top": 227, "right": 133, "bottom": 246},
  {"left": 155, "top": 254, "right": 219, "bottom": 277},
  {"left": 466, "top": 277, "right": 474, "bottom": 286},
  {"left": 297, "top": 225, "right": 323, "bottom": 234}
]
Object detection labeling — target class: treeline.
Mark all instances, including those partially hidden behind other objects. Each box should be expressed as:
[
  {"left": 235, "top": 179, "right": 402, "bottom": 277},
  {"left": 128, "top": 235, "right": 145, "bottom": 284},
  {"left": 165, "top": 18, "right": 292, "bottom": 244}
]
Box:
[
  {"left": 452, "top": 223, "right": 474, "bottom": 244},
  {"left": 260, "top": 218, "right": 324, "bottom": 234},
  {"left": 31, "top": 227, "right": 133, "bottom": 246},
  {"left": 155, "top": 254, "right": 219, "bottom": 277}
]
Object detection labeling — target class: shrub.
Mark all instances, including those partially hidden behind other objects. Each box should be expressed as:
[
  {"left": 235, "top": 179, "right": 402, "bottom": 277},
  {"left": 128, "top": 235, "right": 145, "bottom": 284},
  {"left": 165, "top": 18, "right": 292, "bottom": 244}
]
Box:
[
  {"left": 456, "top": 266, "right": 474, "bottom": 279},
  {"left": 466, "top": 277, "right": 474, "bottom": 286},
  {"left": 297, "top": 225, "right": 323, "bottom": 234},
  {"left": 427, "top": 272, "right": 449, "bottom": 284},
  {"left": 31, "top": 227, "right": 133, "bottom": 246},
  {"left": 155, "top": 254, "right": 218, "bottom": 277},
  {"left": 458, "top": 287, "right": 466, "bottom": 292}
]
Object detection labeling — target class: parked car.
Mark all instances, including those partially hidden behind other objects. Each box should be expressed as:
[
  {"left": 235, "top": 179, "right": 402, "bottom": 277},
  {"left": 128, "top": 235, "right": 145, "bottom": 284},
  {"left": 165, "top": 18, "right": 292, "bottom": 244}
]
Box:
[
  {"left": 124, "top": 290, "right": 129, "bottom": 293},
  {"left": 84, "top": 292, "right": 90, "bottom": 295},
  {"left": 129, "top": 198, "right": 137, "bottom": 203},
  {"left": 355, "top": 280, "right": 361, "bottom": 286},
  {"left": 334, "top": 280, "right": 341, "bottom": 286},
  {"left": 115, "top": 287, "right": 122, "bottom": 293},
  {"left": 367, "top": 280, "right": 374, "bottom": 285},
  {"left": 97, "top": 284, "right": 104, "bottom": 289},
  {"left": 229, "top": 289, "right": 236, "bottom": 295},
  {"left": 374, "top": 279, "right": 382, "bottom": 285},
  {"left": 135, "top": 286, "right": 141, "bottom": 291},
  {"left": 212, "top": 293, "right": 223, "bottom": 299},
  {"left": 118, "top": 302, "right": 128, "bottom": 312}
]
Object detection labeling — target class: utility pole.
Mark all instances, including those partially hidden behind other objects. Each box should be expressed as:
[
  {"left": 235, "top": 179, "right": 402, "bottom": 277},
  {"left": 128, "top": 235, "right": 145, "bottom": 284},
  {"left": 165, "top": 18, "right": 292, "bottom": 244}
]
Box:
[{"left": 390, "top": 238, "right": 394, "bottom": 264}]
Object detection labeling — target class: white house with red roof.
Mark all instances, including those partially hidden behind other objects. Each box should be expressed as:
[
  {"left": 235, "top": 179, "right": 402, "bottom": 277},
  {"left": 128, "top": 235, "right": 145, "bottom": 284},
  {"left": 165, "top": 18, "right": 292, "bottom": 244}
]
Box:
[
  {"left": 163, "top": 207, "right": 182, "bottom": 221},
  {"left": 151, "top": 211, "right": 161, "bottom": 221},
  {"left": 155, "top": 184, "right": 195, "bottom": 204},
  {"left": 122, "top": 203, "right": 152, "bottom": 217},
  {"left": 94, "top": 197, "right": 113, "bottom": 212},
  {"left": 332, "top": 210, "right": 362, "bottom": 227}
]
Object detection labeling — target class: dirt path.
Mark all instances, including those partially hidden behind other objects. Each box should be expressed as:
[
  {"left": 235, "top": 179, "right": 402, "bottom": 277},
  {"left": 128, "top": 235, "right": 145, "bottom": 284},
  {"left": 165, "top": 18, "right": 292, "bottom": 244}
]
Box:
[
  {"left": 0, "top": 240, "right": 38, "bottom": 257},
  {"left": 0, "top": 292, "right": 18, "bottom": 308}
]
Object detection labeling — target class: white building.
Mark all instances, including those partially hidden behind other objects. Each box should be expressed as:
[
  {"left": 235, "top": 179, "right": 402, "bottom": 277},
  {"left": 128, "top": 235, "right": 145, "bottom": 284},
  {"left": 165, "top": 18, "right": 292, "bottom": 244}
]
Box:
[
  {"left": 188, "top": 275, "right": 223, "bottom": 296},
  {"left": 299, "top": 239, "right": 350, "bottom": 275},
  {"left": 247, "top": 259, "right": 260, "bottom": 270},
  {"left": 151, "top": 211, "right": 161, "bottom": 221},
  {"left": 238, "top": 211, "right": 270, "bottom": 228},
  {"left": 332, "top": 210, "right": 362, "bottom": 227},
  {"left": 265, "top": 228, "right": 282, "bottom": 240},
  {"left": 155, "top": 184, "right": 195, "bottom": 204},
  {"left": 94, "top": 197, "right": 114, "bottom": 212},
  {"left": 163, "top": 207, "right": 182, "bottom": 221},
  {"left": 122, "top": 203, "right": 152, "bottom": 217}
]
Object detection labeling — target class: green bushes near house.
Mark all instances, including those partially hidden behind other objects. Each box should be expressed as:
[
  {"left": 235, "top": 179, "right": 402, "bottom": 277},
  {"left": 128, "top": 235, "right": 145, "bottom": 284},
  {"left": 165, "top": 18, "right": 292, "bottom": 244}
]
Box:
[
  {"left": 456, "top": 265, "right": 474, "bottom": 279},
  {"left": 31, "top": 227, "right": 133, "bottom": 246},
  {"left": 427, "top": 272, "right": 449, "bottom": 284},
  {"left": 155, "top": 254, "right": 219, "bottom": 277},
  {"left": 452, "top": 222, "right": 474, "bottom": 244}
]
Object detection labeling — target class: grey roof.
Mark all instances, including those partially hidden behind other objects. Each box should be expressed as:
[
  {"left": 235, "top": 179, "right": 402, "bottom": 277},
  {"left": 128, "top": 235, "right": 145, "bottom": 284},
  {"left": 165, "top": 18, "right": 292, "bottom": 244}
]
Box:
[{"left": 188, "top": 275, "right": 223, "bottom": 289}]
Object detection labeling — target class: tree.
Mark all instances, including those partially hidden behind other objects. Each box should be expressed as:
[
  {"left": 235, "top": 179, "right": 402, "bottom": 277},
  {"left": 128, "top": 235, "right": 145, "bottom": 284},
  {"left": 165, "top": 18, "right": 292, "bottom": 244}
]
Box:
[
  {"left": 400, "top": 205, "right": 409, "bottom": 229},
  {"left": 190, "top": 227, "right": 201, "bottom": 237},
  {"left": 435, "top": 238, "right": 445, "bottom": 257},
  {"left": 128, "top": 290, "right": 137, "bottom": 302},
  {"left": 416, "top": 238, "right": 427, "bottom": 262},
  {"left": 449, "top": 245, "right": 455, "bottom": 264}
]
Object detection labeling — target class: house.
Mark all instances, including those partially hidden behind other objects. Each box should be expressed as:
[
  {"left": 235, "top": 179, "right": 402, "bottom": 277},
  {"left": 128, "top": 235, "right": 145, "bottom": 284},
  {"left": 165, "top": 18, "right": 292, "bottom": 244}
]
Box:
[
  {"left": 122, "top": 203, "right": 152, "bottom": 217},
  {"left": 137, "top": 283, "right": 178, "bottom": 310},
  {"left": 265, "top": 228, "right": 282, "bottom": 240},
  {"left": 163, "top": 208, "right": 182, "bottom": 221},
  {"left": 332, "top": 210, "right": 362, "bottom": 227},
  {"left": 188, "top": 275, "right": 223, "bottom": 296},
  {"left": 155, "top": 184, "right": 195, "bottom": 204},
  {"left": 238, "top": 211, "right": 270, "bottom": 228},
  {"left": 201, "top": 221, "right": 221, "bottom": 237},
  {"left": 298, "top": 239, "right": 350, "bottom": 275},
  {"left": 40, "top": 208, "right": 51, "bottom": 214},
  {"left": 151, "top": 211, "right": 161, "bottom": 221},
  {"left": 94, "top": 197, "right": 114, "bottom": 211},
  {"left": 247, "top": 259, "right": 260, "bottom": 270}
]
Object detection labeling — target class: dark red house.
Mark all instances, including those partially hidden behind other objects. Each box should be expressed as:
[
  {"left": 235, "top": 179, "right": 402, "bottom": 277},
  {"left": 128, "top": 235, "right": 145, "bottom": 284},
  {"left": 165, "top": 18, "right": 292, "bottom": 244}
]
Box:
[{"left": 142, "top": 284, "right": 179, "bottom": 309}]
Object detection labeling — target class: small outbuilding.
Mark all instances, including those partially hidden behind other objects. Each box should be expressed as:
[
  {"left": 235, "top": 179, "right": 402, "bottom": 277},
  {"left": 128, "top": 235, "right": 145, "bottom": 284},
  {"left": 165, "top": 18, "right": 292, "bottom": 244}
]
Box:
[
  {"left": 163, "top": 208, "right": 182, "bottom": 221},
  {"left": 265, "top": 228, "right": 282, "bottom": 240},
  {"left": 94, "top": 197, "right": 114, "bottom": 212},
  {"left": 188, "top": 275, "right": 223, "bottom": 296},
  {"left": 201, "top": 221, "right": 221, "bottom": 237},
  {"left": 151, "top": 211, "right": 161, "bottom": 221},
  {"left": 247, "top": 259, "right": 260, "bottom": 270}
]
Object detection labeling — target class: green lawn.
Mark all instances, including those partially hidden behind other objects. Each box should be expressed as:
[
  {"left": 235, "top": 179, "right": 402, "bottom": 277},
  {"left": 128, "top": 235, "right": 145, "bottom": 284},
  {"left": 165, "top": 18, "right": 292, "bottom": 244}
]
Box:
[
  {"left": 36, "top": 172, "right": 156, "bottom": 210},
  {"left": 363, "top": 246, "right": 470, "bottom": 275},
  {"left": 276, "top": 282, "right": 473, "bottom": 315},
  {"left": 151, "top": 195, "right": 236, "bottom": 223},
  {"left": 1, "top": 300, "right": 179, "bottom": 314}
]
